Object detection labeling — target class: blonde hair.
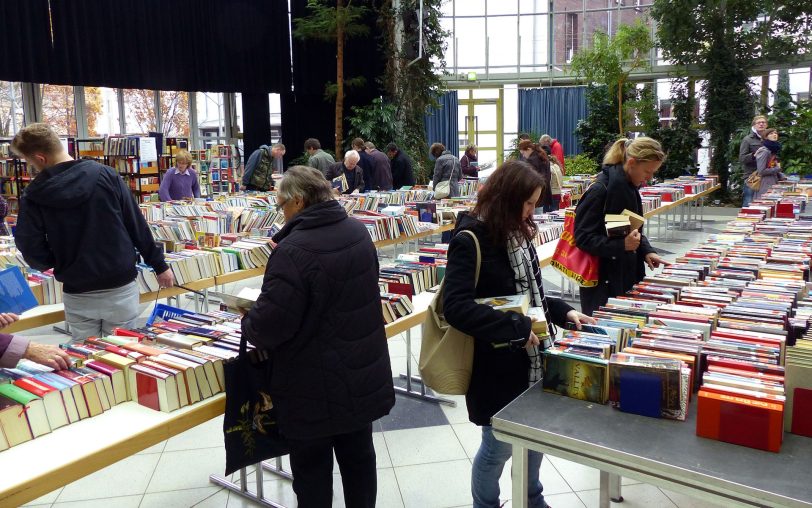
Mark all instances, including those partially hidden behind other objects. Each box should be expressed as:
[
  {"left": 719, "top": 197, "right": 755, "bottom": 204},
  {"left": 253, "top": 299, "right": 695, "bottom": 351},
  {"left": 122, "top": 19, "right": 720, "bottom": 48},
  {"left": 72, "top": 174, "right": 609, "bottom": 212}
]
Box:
[
  {"left": 602, "top": 137, "right": 666, "bottom": 166},
  {"left": 175, "top": 149, "right": 193, "bottom": 166},
  {"left": 752, "top": 115, "right": 768, "bottom": 126},
  {"left": 11, "top": 123, "right": 64, "bottom": 158}
]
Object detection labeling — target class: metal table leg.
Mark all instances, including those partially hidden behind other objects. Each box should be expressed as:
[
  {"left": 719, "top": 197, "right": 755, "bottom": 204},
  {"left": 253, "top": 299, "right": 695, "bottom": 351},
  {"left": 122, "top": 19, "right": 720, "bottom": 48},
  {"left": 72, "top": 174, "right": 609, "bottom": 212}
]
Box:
[
  {"left": 512, "top": 444, "right": 530, "bottom": 508},
  {"left": 209, "top": 461, "right": 290, "bottom": 508},
  {"left": 395, "top": 328, "right": 456, "bottom": 406}
]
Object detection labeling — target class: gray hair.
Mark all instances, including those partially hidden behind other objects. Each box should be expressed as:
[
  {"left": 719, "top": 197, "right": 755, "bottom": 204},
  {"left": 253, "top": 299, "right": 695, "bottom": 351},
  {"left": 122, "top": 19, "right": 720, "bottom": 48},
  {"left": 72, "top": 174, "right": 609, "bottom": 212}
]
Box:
[
  {"left": 277, "top": 165, "right": 335, "bottom": 208},
  {"left": 344, "top": 150, "right": 360, "bottom": 163},
  {"left": 272, "top": 143, "right": 286, "bottom": 151},
  {"left": 364, "top": 141, "right": 376, "bottom": 150},
  {"left": 539, "top": 135, "right": 552, "bottom": 145}
]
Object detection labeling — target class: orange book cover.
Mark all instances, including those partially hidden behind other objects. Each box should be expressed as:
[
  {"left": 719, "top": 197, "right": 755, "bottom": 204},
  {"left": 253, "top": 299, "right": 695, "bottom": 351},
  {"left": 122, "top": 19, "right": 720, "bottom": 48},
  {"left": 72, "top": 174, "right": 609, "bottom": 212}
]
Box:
[{"left": 696, "top": 390, "right": 783, "bottom": 453}]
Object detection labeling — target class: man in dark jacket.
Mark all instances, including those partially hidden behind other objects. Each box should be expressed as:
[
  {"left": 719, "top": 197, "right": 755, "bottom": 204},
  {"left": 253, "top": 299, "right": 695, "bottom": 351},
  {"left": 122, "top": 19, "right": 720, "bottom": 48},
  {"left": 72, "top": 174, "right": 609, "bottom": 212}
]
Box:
[
  {"left": 11, "top": 123, "right": 174, "bottom": 339},
  {"left": 739, "top": 115, "right": 768, "bottom": 207},
  {"left": 365, "top": 142, "right": 394, "bottom": 191},
  {"left": 325, "top": 150, "right": 365, "bottom": 194},
  {"left": 386, "top": 143, "right": 415, "bottom": 189},
  {"left": 351, "top": 138, "right": 375, "bottom": 191},
  {"left": 242, "top": 166, "right": 394, "bottom": 507}
]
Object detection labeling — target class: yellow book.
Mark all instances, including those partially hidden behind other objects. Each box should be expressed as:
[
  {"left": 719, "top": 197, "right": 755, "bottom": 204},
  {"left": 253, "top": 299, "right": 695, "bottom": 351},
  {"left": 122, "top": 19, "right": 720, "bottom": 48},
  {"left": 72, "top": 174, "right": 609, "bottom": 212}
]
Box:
[
  {"left": 475, "top": 294, "right": 530, "bottom": 315},
  {"left": 622, "top": 209, "right": 646, "bottom": 230}
]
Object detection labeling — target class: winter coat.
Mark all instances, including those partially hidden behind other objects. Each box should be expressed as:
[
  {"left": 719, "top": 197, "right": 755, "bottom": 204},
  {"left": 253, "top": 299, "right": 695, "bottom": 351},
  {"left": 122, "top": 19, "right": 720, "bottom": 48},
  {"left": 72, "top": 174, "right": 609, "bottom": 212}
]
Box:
[
  {"left": 307, "top": 149, "right": 336, "bottom": 177},
  {"left": 15, "top": 159, "right": 168, "bottom": 294},
  {"left": 368, "top": 149, "right": 394, "bottom": 191},
  {"left": 460, "top": 153, "right": 478, "bottom": 177},
  {"left": 432, "top": 150, "right": 462, "bottom": 198},
  {"left": 573, "top": 164, "right": 656, "bottom": 316},
  {"left": 443, "top": 213, "right": 572, "bottom": 426},
  {"left": 550, "top": 139, "right": 566, "bottom": 173},
  {"left": 241, "top": 199, "right": 395, "bottom": 440},
  {"left": 390, "top": 151, "right": 415, "bottom": 189},
  {"left": 525, "top": 153, "right": 553, "bottom": 207},
  {"left": 738, "top": 130, "right": 763, "bottom": 174},
  {"left": 753, "top": 147, "right": 781, "bottom": 199},
  {"left": 326, "top": 161, "right": 365, "bottom": 194}
]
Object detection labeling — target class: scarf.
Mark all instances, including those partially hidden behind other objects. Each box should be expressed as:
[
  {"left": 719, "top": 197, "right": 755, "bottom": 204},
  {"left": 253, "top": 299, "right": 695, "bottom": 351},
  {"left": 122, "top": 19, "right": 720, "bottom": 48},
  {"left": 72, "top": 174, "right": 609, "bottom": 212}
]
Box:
[
  {"left": 763, "top": 139, "right": 782, "bottom": 154},
  {"left": 508, "top": 233, "right": 554, "bottom": 385}
]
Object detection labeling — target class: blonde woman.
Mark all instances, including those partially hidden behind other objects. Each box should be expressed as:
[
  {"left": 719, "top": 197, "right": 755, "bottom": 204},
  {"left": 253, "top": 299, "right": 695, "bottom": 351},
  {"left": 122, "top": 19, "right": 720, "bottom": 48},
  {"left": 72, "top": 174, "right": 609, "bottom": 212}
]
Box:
[
  {"left": 159, "top": 149, "right": 200, "bottom": 201},
  {"left": 573, "top": 137, "right": 668, "bottom": 315}
]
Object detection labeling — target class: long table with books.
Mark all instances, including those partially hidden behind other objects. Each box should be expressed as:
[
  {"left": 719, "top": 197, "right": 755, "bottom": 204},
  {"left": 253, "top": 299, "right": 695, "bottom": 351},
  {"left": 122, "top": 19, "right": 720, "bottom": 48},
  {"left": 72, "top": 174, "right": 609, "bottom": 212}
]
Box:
[
  {"left": 0, "top": 292, "right": 438, "bottom": 507},
  {"left": 493, "top": 386, "right": 812, "bottom": 508}
]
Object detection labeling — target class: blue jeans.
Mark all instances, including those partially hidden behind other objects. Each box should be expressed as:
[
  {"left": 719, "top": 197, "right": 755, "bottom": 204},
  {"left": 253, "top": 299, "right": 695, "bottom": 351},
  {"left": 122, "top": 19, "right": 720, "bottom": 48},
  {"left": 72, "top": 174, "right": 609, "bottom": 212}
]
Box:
[
  {"left": 742, "top": 183, "right": 754, "bottom": 207},
  {"left": 472, "top": 426, "right": 547, "bottom": 508}
]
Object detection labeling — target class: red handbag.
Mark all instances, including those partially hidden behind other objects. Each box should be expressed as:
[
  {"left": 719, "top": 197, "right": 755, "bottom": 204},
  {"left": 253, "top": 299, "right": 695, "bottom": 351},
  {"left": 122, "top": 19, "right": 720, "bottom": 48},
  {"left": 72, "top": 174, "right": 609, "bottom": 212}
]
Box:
[{"left": 550, "top": 207, "right": 600, "bottom": 287}]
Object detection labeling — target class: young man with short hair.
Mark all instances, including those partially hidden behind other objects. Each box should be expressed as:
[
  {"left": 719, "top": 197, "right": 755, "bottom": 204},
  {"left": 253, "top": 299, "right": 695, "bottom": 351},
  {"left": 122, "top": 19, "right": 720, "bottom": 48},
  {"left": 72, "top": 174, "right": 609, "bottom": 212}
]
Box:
[
  {"left": 304, "top": 138, "right": 335, "bottom": 177},
  {"left": 11, "top": 123, "right": 174, "bottom": 340},
  {"left": 386, "top": 143, "right": 415, "bottom": 190}
]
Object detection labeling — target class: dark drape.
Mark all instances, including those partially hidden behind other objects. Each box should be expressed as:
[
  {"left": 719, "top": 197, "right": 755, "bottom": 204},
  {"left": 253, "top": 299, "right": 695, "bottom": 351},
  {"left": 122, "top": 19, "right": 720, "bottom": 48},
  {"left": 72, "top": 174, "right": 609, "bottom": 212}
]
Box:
[
  {"left": 424, "top": 91, "right": 459, "bottom": 157},
  {"left": 281, "top": 0, "right": 385, "bottom": 158},
  {"left": 0, "top": 0, "right": 291, "bottom": 93},
  {"left": 242, "top": 92, "right": 272, "bottom": 161},
  {"left": 518, "top": 87, "right": 588, "bottom": 156}
]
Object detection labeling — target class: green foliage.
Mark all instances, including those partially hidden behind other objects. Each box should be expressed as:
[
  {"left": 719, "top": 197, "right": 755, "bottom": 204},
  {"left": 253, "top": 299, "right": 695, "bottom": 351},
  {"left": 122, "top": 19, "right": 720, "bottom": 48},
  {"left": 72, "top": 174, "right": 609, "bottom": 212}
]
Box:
[
  {"left": 570, "top": 20, "right": 653, "bottom": 133},
  {"left": 726, "top": 126, "right": 751, "bottom": 202},
  {"left": 770, "top": 70, "right": 794, "bottom": 135},
  {"left": 652, "top": 0, "right": 812, "bottom": 193},
  {"left": 380, "top": 0, "right": 448, "bottom": 184},
  {"left": 774, "top": 99, "right": 812, "bottom": 176},
  {"left": 347, "top": 98, "right": 402, "bottom": 149},
  {"left": 504, "top": 131, "right": 542, "bottom": 161},
  {"left": 575, "top": 85, "right": 623, "bottom": 163},
  {"left": 292, "top": 0, "right": 369, "bottom": 41},
  {"left": 323, "top": 76, "right": 367, "bottom": 101},
  {"left": 629, "top": 85, "right": 661, "bottom": 137},
  {"left": 564, "top": 154, "right": 600, "bottom": 176},
  {"left": 652, "top": 80, "right": 702, "bottom": 179}
]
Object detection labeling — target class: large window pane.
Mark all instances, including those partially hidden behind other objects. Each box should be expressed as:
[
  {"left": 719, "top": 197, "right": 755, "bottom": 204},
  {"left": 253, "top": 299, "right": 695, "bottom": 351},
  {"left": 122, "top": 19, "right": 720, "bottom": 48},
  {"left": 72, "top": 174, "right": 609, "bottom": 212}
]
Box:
[
  {"left": 86, "top": 87, "right": 120, "bottom": 137},
  {"left": 440, "top": 16, "right": 456, "bottom": 70},
  {"left": 0, "top": 82, "right": 23, "bottom": 137},
  {"left": 519, "top": 14, "right": 549, "bottom": 71},
  {"left": 488, "top": 16, "right": 519, "bottom": 69},
  {"left": 456, "top": 17, "right": 486, "bottom": 69},
  {"left": 196, "top": 92, "right": 225, "bottom": 144},
  {"left": 270, "top": 93, "right": 282, "bottom": 143},
  {"left": 489, "top": 1, "right": 519, "bottom": 16},
  {"left": 41, "top": 85, "right": 77, "bottom": 136},
  {"left": 159, "top": 91, "right": 190, "bottom": 137},
  {"left": 456, "top": 0, "right": 485, "bottom": 16},
  {"left": 122, "top": 89, "right": 156, "bottom": 133}
]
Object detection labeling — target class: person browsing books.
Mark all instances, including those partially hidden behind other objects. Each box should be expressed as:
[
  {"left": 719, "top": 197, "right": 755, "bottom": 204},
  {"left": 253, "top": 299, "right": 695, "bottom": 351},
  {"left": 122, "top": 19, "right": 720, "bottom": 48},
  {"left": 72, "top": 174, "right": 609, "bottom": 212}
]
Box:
[
  {"left": 241, "top": 166, "right": 394, "bottom": 507},
  {"left": 518, "top": 140, "right": 553, "bottom": 213},
  {"left": 158, "top": 149, "right": 200, "bottom": 201},
  {"left": 304, "top": 138, "right": 335, "bottom": 177},
  {"left": 0, "top": 313, "right": 71, "bottom": 370},
  {"left": 386, "top": 142, "right": 415, "bottom": 189},
  {"left": 753, "top": 128, "right": 783, "bottom": 200},
  {"left": 325, "top": 150, "right": 365, "bottom": 194},
  {"left": 430, "top": 142, "right": 462, "bottom": 198},
  {"left": 574, "top": 137, "right": 668, "bottom": 316},
  {"left": 442, "top": 161, "right": 595, "bottom": 508},
  {"left": 11, "top": 123, "right": 174, "bottom": 340}
]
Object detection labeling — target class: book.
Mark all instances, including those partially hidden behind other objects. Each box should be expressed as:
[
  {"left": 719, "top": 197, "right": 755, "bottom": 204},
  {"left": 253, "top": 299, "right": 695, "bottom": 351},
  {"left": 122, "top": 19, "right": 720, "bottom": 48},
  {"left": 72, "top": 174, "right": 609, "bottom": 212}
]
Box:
[
  {"left": 605, "top": 215, "right": 631, "bottom": 238},
  {"left": 0, "top": 383, "right": 52, "bottom": 437},
  {"left": 34, "top": 373, "right": 81, "bottom": 423},
  {"left": 542, "top": 352, "right": 609, "bottom": 404},
  {"left": 84, "top": 361, "right": 128, "bottom": 405},
  {"left": 0, "top": 265, "right": 39, "bottom": 314},
  {"left": 129, "top": 364, "right": 180, "bottom": 412},
  {"left": 56, "top": 370, "right": 105, "bottom": 417},
  {"left": 696, "top": 389, "right": 783, "bottom": 453},
  {"left": 13, "top": 377, "right": 70, "bottom": 430},
  {"left": 474, "top": 294, "right": 530, "bottom": 315},
  {"left": 0, "top": 394, "right": 33, "bottom": 447},
  {"left": 622, "top": 209, "right": 646, "bottom": 230}
]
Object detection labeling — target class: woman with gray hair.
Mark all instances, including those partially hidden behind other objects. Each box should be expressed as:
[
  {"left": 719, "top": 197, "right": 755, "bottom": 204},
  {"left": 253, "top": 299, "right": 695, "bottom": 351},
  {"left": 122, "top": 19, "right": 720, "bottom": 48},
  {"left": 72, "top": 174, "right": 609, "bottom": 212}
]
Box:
[{"left": 241, "top": 165, "right": 395, "bottom": 507}]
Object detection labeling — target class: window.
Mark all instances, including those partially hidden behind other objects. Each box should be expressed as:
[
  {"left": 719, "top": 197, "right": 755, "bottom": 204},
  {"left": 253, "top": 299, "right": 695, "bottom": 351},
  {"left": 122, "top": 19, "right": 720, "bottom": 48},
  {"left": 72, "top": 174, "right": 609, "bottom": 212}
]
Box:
[
  {"left": 41, "top": 85, "right": 77, "bottom": 136},
  {"left": 122, "top": 89, "right": 157, "bottom": 134},
  {"left": 565, "top": 13, "right": 578, "bottom": 63},
  {"left": 159, "top": 91, "right": 190, "bottom": 137},
  {"left": 0, "top": 82, "right": 23, "bottom": 137}
]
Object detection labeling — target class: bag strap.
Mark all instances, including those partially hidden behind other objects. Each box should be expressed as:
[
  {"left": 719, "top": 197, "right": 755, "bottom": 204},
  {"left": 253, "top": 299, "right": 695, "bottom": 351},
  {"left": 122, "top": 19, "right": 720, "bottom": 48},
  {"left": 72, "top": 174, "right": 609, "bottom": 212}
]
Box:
[{"left": 458, "top": 229, "right": 482, "bottom": 287}]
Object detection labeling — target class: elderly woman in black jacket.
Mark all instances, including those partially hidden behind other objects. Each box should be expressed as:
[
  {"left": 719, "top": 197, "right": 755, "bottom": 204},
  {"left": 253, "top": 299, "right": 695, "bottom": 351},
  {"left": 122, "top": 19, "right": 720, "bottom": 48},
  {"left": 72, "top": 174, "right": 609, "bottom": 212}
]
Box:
[
  {"left": 242, "top": 166, "right": 395, "bottom": 508},
  {"left": 443, "top": 161, "right": 594, "bottom": 508},
  {"left": 574, "top": 137, "right": 668, "bottom": 316}
]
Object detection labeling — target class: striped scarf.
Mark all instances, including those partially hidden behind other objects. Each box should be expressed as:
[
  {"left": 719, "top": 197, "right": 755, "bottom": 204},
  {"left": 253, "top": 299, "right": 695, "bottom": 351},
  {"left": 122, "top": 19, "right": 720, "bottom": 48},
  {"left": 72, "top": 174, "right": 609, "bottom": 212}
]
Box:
[{"left": 508, "top": 234, "right": 554, "bottom": 385}]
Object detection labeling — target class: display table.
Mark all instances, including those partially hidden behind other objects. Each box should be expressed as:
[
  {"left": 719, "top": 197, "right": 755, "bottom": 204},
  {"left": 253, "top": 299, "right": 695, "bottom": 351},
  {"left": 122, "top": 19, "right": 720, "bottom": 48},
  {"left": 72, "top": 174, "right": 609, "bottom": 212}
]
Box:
[{"left": 492, "top": 385, "right": 812, "bottom": 508}]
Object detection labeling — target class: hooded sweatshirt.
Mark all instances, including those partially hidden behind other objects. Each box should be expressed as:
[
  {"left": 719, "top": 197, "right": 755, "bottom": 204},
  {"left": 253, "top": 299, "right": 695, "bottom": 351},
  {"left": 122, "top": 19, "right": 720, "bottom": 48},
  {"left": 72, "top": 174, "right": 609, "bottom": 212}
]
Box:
[{"left": 15, "top": 159, "right": 168, "bottom": 294}]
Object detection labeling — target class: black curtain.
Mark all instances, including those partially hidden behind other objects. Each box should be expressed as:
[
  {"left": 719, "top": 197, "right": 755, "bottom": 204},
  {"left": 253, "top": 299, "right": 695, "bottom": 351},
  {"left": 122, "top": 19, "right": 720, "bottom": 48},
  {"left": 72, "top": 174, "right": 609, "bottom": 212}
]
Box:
[
  {"left": 0, "top": 0, "right": 291, "bottom": 94},
  {"left": 282, "top": 0, "right": 385, "bottom": 159},
  {"left": 242, "top": 92, "right": 271, "bottom": 160}
]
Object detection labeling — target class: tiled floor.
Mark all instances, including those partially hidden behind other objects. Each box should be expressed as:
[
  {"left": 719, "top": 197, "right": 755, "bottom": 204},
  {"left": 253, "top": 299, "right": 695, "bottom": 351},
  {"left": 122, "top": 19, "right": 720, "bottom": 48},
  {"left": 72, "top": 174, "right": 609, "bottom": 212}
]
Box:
[{"left": 18, "top": 209, "right": 737, "bottom": 507}]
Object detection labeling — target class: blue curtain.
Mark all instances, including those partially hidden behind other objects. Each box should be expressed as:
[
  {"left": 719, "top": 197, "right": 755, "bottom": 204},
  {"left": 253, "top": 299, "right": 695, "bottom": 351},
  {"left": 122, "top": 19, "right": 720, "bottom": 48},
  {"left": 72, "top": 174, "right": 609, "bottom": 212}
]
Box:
[
  {"left": 424, "top": 91, "right": 459, "bottom": 157},
  {"left": 518, "top": 87, "right": 588, "bottom": 156}
]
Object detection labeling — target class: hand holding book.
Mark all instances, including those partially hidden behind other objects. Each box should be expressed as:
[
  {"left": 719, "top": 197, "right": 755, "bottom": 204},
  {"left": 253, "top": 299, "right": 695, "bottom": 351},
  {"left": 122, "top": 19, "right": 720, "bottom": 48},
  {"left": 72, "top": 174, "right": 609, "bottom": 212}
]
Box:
[
  {"left": 0, "top": 312, "right": 19, "bottom": 329},
  {"left": 624, "top": 229, "right": 641, "bottom": 251},
  {"left": 566, "top": 309, "right": 597, "bottom": 330},
  {"left": 157, "top": 269, "right": 175, "bottom": 289},
  {"left": 24, "top": 342, "right": 71, "bottom": 371}
]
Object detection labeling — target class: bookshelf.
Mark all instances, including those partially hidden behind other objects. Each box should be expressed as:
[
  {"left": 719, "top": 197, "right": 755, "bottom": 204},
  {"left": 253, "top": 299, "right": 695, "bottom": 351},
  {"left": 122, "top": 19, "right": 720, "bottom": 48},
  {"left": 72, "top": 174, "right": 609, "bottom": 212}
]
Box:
[
  {"left": 75, "top": 138, "right": 106, "bottom": 163},
  {"left": 209, "top": 144, "right": 240, "bottom": 194},
  {"left": 104, "top": 135, "right": 161, "bottom": 203},
  {"left": 158, "top": 137, "right": 190, "bottom": 182},
  {"left": 191, "top": 148, "right": 212, "bottom": 198}
]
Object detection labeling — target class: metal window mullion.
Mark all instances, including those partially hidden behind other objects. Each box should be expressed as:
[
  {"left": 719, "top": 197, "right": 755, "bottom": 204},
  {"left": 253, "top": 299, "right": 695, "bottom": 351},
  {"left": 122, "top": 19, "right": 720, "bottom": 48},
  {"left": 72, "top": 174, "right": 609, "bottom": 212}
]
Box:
[
  {"left": 154, "top": 90, "right": 163, "bottom": 134},
  {"left": 74, "top": 86, "right": 88, "bottom": 138}
]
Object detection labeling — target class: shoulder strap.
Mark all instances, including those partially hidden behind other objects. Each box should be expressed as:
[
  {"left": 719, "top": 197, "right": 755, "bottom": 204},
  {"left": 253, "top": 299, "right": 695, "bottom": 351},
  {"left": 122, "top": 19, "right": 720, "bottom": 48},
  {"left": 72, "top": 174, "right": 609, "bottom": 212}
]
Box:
[
  {"left": 584, "top": 176, "right": 610, "bottom": 215},
  {"left": 458, "top": 230, "right": 482, "bottom": 287}
]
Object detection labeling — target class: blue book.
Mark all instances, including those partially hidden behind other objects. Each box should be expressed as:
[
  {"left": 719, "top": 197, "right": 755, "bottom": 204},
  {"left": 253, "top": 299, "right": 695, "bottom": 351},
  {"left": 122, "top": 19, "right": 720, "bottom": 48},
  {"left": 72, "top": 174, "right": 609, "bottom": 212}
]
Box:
[
  {"left": 619, "top": 369, "right": 662, "bottom": 418},
  {"left": 0, "top": 265, "right": 39, "bottom": 314}
]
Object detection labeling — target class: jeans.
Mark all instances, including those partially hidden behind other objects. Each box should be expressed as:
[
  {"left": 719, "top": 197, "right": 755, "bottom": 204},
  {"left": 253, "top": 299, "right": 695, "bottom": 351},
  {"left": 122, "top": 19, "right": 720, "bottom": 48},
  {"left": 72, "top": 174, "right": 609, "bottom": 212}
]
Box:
[
  {"left": 63, "top": 281, "right": 140, "bottom": 340},
  {"left": 287, "top": 423, "right": 377, "bottom": 508},
  {"left": 472, "top": 425, "right": 547, "bottom": 508},
  {"left": 742, "top": 183, "right": 754, "bottom": 207}
]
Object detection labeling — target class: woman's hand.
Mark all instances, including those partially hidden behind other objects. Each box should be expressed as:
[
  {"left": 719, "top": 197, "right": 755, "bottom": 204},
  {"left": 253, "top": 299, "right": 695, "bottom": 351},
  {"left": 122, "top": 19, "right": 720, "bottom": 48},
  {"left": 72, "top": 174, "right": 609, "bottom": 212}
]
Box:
[
  {"left": 525, "top": 331, "right": 540, "bottom": 351},
  {"left": 645, "top": 253, "right": 669, "bottom": 270},
  {"left": 624, "top": 230, "right": 641, "bottom": 251},
  {"left": 566, "top": 310, "right": 597, "bottom": 330}
]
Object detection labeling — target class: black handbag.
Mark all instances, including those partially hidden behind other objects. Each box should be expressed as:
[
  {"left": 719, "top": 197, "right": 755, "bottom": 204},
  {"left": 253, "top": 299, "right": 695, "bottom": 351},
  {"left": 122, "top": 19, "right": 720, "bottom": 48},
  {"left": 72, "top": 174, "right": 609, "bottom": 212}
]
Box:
[{"left": 223, "top": 336, "right": 289, "bottom": 475}]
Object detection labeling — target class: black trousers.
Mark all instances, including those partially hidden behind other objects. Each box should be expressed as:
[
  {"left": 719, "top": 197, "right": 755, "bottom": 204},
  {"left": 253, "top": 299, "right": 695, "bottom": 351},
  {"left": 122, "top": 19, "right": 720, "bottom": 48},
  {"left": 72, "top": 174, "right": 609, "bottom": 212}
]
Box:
[
  {"left": 288, "top": 424, "right": 377, "bottom": 508},
  {"left": 579, "top": 281, "right": 609, "bottom": 317}
]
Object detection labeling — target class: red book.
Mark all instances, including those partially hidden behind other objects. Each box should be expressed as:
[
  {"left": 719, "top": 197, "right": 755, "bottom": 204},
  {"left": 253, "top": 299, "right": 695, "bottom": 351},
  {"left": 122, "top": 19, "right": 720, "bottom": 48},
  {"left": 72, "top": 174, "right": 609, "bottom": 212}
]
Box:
[
  {"left": 131, "top": 368, "right": 160, "bottom": 411},
  {"left": 13, "top": 377, "right": 56, "bottom": 398},
  {"left": 706, "top": 356, "right": 785, "bottom": 377},
  {"left": 791, "top": 388, "right": 812, "bottom": 437},
  {"left": 696, "top": 390, "right": 783, "bottom": 453},
  {"left": 112, "top": 328, "right": 147, "bottom": 341}
]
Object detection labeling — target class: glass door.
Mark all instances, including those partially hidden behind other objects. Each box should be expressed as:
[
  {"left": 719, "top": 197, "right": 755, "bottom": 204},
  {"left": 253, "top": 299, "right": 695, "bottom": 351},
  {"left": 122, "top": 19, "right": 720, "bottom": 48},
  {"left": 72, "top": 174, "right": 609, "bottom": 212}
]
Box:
[{"left": 458, "top": 88, "right": 504, "bottom": 170}]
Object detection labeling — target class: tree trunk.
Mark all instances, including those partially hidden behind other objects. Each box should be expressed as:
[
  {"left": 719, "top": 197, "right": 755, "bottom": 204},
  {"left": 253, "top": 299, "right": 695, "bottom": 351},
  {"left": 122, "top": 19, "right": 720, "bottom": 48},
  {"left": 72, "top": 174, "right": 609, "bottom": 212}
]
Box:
[
  {"left": 617, "top": 79, "right": 624, "bottom": 134},
  {"left": 335, "top": 0, "right": 345, "bottom": 160}
]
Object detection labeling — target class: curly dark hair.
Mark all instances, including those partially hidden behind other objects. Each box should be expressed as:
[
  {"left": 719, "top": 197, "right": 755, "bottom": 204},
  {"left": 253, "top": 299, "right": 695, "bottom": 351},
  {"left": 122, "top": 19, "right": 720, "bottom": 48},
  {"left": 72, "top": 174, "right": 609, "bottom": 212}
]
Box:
[{"left": 471, "top": 160, "right": 545, "bottom": 246}]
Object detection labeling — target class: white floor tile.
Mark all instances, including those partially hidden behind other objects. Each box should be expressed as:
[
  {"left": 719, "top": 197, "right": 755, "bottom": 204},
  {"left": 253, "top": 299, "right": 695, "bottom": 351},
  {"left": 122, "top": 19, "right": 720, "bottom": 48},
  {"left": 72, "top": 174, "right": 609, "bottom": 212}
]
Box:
[
  {"left": 495, "top": 456, "right": 573, "bottom": 502},
  {"left": 546, "top": 456, "right": 600, "bottom": 492},
  {"left": 56, "top": 453, "right": 160, "bottom": 502},
  {"left": 452, "top": 422, "right": 481, "bottom": 458},
  {"left": 395, "top": 459, "right": 473, "bottom": 508},
  {"left": 140, "top": 486, "right": 224, "bottom": 508},
  {"left": 372, "top": 431, "right": 393, "bottom": 469},
  {"left": 22, "top": 487, "right": 62, "bottom": 506},
  {"left": 52, "top": 494, "right": 143, "bottom": 508},
  {"left": 576, "top": 484, "right": 677, "bottom": 508},
  {"left": 383, "top": 425, "right": 468, "bottom": 467},
  {"left": 540, "top": 491, "right": 588, "bottom": 508},
  {"left": 661, "top": 488, "right": 726, "bottom": 508},
  {"left": 375, "top": 468, "right": 405, "bottom": 508},
  {"left": 194, "top": 488, "right": 230, "bottom": 507},
  {"left": 164, "top": 415, "right": 225, "bottom": 452},
  {"left": 146, "top": 447, "right": 227, "bottom": 493},
  {"left": 440, "top": 395, "right": 470, "bottom": 424}
]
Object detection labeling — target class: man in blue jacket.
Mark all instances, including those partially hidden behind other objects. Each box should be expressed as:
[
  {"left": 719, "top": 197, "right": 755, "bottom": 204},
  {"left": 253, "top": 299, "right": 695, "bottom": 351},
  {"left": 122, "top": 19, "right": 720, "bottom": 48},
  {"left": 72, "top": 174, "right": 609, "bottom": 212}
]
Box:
[{"left": 11, "top": 123, "right": 174, "bottom": 339}]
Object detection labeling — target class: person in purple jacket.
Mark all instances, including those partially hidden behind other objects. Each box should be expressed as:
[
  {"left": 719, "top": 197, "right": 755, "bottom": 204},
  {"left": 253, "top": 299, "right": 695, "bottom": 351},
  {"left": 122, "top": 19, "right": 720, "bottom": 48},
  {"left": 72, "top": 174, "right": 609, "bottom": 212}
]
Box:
[
  {"left": 0, "top": 313, "right": 70, "bottom": 369},
  {"left": 158, "top": 150, "right": 201, "bottom": 201}
]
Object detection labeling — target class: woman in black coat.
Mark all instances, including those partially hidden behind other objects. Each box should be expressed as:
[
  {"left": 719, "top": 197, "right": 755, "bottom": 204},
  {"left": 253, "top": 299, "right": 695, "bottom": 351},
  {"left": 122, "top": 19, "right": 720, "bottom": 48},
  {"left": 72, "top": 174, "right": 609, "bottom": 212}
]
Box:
[
  {"left": 443, "top": 160, "right": 594, "bottom": 508},
  {"left": 518, "top": 140, "right": 553, "bottom": 212},
  {"left": 574, "top": 137, "right": 668, "bottom": 316},
  {"left": 242, "top": 166, "right": 395, "bottom": 508}
]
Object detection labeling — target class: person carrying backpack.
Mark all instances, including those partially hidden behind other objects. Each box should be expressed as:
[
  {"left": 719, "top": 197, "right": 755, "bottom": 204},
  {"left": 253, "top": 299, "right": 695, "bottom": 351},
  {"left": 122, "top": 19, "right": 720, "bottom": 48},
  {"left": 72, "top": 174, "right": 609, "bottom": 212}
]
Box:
[{"left": 243, "top": 143, "right": 286, "bottom": 191}]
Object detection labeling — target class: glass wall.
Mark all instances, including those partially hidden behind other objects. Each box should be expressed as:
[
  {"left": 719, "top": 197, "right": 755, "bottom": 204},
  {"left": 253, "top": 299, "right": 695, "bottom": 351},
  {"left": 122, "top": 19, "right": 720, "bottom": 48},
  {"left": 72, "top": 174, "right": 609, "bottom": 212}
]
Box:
[
  {"left": 0, "top": 81, "right": 23, "bottom": 137},
  {"left": 40, "top": 85, "right": 77, "bottom": 136},
  {"left": 122, "top": 89, "right": 157, "bottom": 133},
  {"left": 159, "top": 91, "right": 190, "bottom": 137}
]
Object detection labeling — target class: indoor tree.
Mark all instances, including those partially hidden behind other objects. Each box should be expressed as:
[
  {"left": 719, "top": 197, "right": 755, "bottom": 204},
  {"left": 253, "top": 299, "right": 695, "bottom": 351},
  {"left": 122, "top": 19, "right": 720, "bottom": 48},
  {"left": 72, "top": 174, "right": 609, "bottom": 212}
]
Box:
[
  {"left": 570, "top": 19, "right": 653, "bottom": 134},
  {"left": 293, "top": 0, "right": 369, "bottom": 160},
  {"left": 653, "top": 80, "right": 702, "bottom": 179}
]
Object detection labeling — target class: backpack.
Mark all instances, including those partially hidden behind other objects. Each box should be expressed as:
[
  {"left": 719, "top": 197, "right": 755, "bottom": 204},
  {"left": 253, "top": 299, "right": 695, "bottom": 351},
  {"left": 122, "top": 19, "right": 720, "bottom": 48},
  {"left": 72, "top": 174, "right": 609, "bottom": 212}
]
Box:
[{"left": 243, "top": 145, "right": 275, "bottom": 191}]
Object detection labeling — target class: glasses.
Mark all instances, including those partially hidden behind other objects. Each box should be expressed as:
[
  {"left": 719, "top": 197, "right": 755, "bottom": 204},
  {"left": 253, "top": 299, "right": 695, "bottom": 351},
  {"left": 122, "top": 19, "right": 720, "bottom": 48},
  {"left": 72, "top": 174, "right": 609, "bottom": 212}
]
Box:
[{"left": 275, "top": 199, "right": 287, "bottom": 212}]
